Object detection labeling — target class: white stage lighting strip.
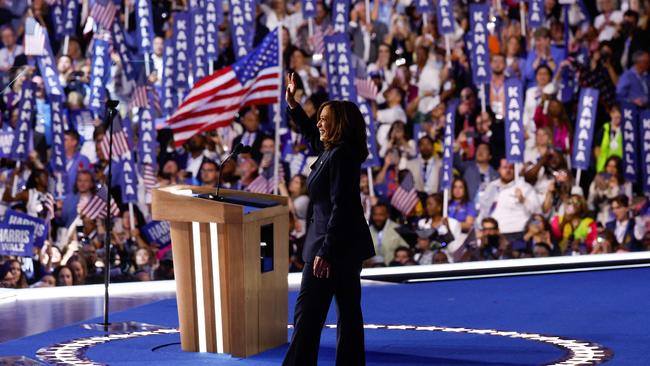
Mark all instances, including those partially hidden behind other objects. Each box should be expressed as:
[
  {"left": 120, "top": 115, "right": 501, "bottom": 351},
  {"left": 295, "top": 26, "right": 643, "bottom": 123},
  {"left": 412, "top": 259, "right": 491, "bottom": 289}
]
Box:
[
  {"left": 36, "top": 323, "right": 612, "bottom": 365},
  {"left": 209, "top": 222, "right": 225, "bottom": 353},
  {"left": 191, "top": 222, "right": 207, "bottom": 353}
]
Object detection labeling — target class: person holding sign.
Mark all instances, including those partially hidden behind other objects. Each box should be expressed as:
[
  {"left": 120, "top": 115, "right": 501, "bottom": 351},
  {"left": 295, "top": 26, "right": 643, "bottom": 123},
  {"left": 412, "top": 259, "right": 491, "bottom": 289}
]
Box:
[
  {"left": 3, "top": 169, "right": 52, "bottom": 219},
  {"left": 283, "top": 73, "right": 375, "bottom": 366}
]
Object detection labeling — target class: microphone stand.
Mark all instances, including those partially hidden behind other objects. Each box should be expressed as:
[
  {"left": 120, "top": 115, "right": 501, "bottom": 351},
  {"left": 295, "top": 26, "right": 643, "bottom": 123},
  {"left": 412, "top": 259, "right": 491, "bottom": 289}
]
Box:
[
  {"left": 102, "top": 99, "right": 119, "bottom": 332},
  {"left": 215, "top": 144, "right": 249, "bottom": 200}
]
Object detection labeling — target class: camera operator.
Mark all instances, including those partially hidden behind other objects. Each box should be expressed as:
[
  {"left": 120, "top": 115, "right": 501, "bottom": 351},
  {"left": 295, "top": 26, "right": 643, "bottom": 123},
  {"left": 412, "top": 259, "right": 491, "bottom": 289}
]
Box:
[{"left": 474, "top": 218, "right": 513, "bottom": 260}]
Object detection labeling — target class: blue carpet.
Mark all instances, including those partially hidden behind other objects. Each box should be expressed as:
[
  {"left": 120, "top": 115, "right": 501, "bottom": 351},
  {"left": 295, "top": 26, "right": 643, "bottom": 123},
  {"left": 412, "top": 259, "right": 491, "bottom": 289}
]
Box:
[{"left": 2, "top": 267, "right": 649, "bottom": 365}]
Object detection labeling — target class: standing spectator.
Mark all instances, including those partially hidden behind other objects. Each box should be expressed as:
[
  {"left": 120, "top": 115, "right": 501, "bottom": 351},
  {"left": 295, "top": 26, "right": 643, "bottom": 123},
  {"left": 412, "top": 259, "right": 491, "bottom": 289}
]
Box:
[
  {"left": 63, "top": 130, "right": 91, "bottom": 192},
  {"left": 231, "top": 106, "right": 267, "bottom": 161},
  {"left": 588, "top": 156, "right": 633, "bottom": 225},
  {"left": 489, "top": 53, "right": 507, "bottom": 119},
  {"left": 594, "top": 105, "right": 623, "bottom": 172},
  {"left": 479, "top": 159, "right": 541, "bottom": 241},
  {"left": 613, "top": 10, "right": 649, "bottom": 69},
  {"left": 523, "top": 65, "right": 556, "bottom": 159},
  {"left": 606, "top": 195, "right": 647, "bottom": 251},
  {"left": 454, "top": 142, "right": 498, "bottom": 201},
  {"left": 180, "top": 134, "right": 209, "bottom": 183},
  {"left": 616, "top": 50, "right": 650, "bottom": 108},
  {"left": 3, "top": 169, "right": 52, "bottom": 219},
  {"left": 349, "top": 0, "right": 389, "bottom": 65},
  {"left": 418, "top": 193, "right": 463, "bottom": 262},
  {"left": 594, "top": 0, "right": 624, "bottom": 41},
  {"left": 405, "top": 135, "right": 441, "bottom": 194},
  {"left": 378, "top": 120, "right": 416, "bottom": 160},
  {"left": 522, "top": 28, "right": 565, "bottom": 86},
  {"left": 58, "top": 170, "right": 95, "bottom": 228},
  {"left": 550, "top": 195, "right": 598, "bottom": 254},
  {"left": 198, "top": 159, "right": 220, "bottom": 188},
  {"left": 367, "top": 203, "right": 409, "bottom": 266},
  {"left": 447, "top": 177, "right": 476, "bottom": 233},
  {"left": 375, "top": 86, "right": 407, "bottom": 148},
  {"left": 0, "top": 26, "right": 23, "bottom": 75}
]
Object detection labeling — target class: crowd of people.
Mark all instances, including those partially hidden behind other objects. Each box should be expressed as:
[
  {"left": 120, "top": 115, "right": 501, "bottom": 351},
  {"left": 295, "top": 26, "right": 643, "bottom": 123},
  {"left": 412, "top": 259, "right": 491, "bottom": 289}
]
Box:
[{"left": 1, "top": 0, "right": 650, "bottom": 288}]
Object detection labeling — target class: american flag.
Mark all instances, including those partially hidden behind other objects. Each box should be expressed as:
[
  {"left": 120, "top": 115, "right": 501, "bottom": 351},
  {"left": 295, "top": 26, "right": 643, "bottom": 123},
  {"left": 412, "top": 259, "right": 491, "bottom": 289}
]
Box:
[
  {"left": 142, "top": 163, "right": 158, "bottom": 194},
  {"left": 100, "top": 117, "right": 130, "bottom": 160},
  {"left": 90, "top": 0, "right": 118, "bottom": 30},
  {"left": 24, "top": 17, "right": 45, "bottom": 56},
  {"left": 391, "top": 170, "right": 419, "bottom": 216},
  {"left": 148, "top": 86, "right": 162, "bottom": 117},
  {"left": 309, "top": 25, "right": 334, "bottom": 56},
  {"left": 81, "top": 185, "right": 120, "bottom": 220},
  {"left": 167, "top": 28, "right": 281, "bottom": 147},
  {"left": 356, "top": 78, "right": 379, "bottom": 101},
  {"left": 129, "top": 85, "right": 149, "bottom": 110},
  {"left": 246, "top": 175, "right": 272, "bottom": 194}
]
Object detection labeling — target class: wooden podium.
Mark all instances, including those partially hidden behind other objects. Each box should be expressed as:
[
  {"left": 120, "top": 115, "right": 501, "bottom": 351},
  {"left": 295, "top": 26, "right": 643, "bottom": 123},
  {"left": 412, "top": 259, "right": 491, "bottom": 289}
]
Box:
[{"left": 152, "top": 185, "right": 289, "bottom": 357}]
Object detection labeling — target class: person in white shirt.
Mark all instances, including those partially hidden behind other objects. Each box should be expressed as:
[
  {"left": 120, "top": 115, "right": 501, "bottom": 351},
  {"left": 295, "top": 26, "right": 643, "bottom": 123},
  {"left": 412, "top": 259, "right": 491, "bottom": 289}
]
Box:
[
  {"left": 0, "top": 26, "right": 23, "bottom": 73},
  {"left": 375, "top": 86, "right": 407, "bottom": 149},
  {"left": 479, "top": 159, "right": 541, "bottom": 237},
  {"left": 151, "top": 36, "right": 164, "bottom": 87},
  {"left": 594, "top": 0, "right": 624, "bottom": 42}
]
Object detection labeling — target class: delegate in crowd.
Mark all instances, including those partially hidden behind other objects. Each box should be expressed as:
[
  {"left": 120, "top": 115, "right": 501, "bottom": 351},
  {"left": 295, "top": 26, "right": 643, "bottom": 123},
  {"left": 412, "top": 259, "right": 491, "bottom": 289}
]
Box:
[{"left": 1, "top": 0, "right": 650, "bottom": 288}]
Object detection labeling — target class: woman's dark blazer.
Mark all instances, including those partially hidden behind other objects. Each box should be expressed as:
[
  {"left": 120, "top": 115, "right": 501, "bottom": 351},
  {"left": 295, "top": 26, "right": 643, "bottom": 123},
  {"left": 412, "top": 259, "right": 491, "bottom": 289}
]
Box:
[{"left": 288, "top": 104, "right": 375, "bottom": 265}]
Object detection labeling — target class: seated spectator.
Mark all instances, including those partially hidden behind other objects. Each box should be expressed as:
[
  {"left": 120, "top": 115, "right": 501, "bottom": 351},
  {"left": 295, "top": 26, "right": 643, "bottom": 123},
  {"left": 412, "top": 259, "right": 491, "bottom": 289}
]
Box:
[
  {"left": 479, "top": 159, "right": 541, "bottom": 241},
  {"left": 616, "top": 50, "right": 650, "bottom": 108},
  {"left": 367, "top": 203, "right": 409, "bottom": 266},
  {"left": 550, "top": 195, "right": 598, "bottom": 254},
  {"left": 594, "top": 105, "right": 623, "bottom": 173},
  {"left": 454, "top": 142, "right": 498, "bottom": 201},
  {"left": 389, "top": 247, "right": 416, "bottom": 266},
  {"left": 606, "top": 195, "right": 647, "bottom": 252},
  {"left": 447, "top": 177, "right": 476, "bottom": 233},
  {"left": 405, "top": 136, "right": 441, "bottom": 194},
  {"left": 588, "top": 156, "right": 633, "bottom": 225},
  {"left": 591, "top": 229, "right": 621, "bottom": 254},
  {"left": 504, "top": 35, "right": 525, "bottom": 79},
  {"left": 30, "top": 274, "right": 56, "bottom": 288}
]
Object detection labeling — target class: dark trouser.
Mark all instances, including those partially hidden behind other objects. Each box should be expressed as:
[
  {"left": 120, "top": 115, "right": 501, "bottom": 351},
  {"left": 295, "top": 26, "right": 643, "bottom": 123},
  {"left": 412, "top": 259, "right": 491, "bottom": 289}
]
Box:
[{"left": 282, "top": 261, "right": 365, "bottom": 366}]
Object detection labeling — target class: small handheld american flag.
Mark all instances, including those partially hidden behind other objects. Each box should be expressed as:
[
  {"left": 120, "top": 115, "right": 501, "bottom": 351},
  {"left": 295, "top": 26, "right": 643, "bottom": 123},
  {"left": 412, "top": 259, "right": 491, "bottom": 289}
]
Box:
[
  {"left": 90, "top": 0, "right": 118, "bottom": 30},
  {"left": 100, "top": 117, "right": 130, "bottom": 160},
  {"left": 356, "top": 78, "right": 379, "bottom": 101},
  {"left": 246, "top": 175, "right": 272, "bottom": 194},
  {"left": 80, "top": 185, "right": 120, "bottom": 220},
  {"left": 391, "top": 170, "right": 420, "bottom": 216}
]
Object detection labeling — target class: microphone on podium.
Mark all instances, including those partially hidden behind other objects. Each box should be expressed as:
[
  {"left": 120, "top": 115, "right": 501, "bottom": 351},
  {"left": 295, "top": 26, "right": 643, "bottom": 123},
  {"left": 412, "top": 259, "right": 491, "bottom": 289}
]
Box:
[{"left": 214, "top": 143, "right": 251, "bottom": 200}]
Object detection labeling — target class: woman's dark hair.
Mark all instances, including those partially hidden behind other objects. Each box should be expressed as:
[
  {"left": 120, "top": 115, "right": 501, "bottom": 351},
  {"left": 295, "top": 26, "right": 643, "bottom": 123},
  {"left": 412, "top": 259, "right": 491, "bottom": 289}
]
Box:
[
  {"left": 291, "top": 174, "right": 308, "bottom": 196},
  {"left": 317, "top": 100, "right": 369, "bottom": 161},
  {"left": 1, "top": 260, "right": 27, "bottom": 288},
  {"left": 73, "top": 169, "right": 96, "bottom": 194},
  {"left": 535, "top": 64, "right": 553, "bottom": 78},
  {"left": 53, "top": 264, "right": 78, "bottom": 286},
  {"left": 604, "top": 155, "right": 625, "bottom": 184},
  {"left": 387, "top": 120, "right": 409, "bottom": 141},
  {"left": 26, "top": 169, "right": 48, "bottom": 189},
  {"left": 525, "top": 214, "right": 551, "bottom": 235},
  {"left": 451, "top": 177, "right": 470, "bottom": 204}
]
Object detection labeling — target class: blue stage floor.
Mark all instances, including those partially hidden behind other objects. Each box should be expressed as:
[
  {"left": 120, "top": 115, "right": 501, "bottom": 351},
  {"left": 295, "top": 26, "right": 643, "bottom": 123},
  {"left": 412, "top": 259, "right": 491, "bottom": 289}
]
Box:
[{"left": 2, "top": 267, "right": 649, "bottom": 365}]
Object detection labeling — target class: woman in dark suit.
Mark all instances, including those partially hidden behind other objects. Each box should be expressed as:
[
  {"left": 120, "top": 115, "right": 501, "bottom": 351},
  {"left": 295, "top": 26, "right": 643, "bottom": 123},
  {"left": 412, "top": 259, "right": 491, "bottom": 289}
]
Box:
[{"left": 282, "top": 73, "right": 375, "bottom": 366}]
